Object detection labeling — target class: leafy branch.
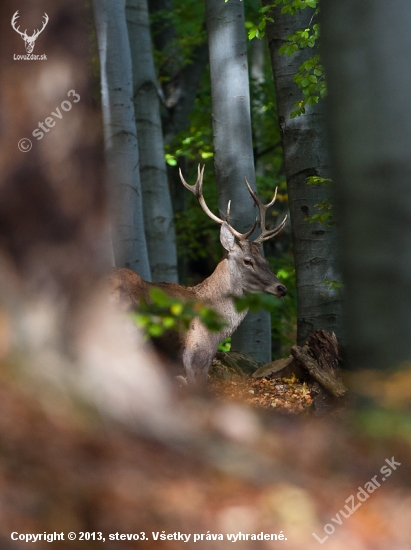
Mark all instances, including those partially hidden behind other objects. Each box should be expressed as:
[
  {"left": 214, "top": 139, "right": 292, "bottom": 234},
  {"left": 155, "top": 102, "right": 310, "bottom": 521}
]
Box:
[
  {"left": 305, "top": 176, "right": 334, "bottom": 226},
  {"left": 132, "top": 287, "right": 225, "bottom": 338}
]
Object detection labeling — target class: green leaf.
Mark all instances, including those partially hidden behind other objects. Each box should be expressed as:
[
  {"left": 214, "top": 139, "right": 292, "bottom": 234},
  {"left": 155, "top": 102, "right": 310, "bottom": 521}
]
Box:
[
  {"left": 200, "top": 151, "right": 213, "bottom": 159},
  {"left": 149, "top": 287, "right": 171, "bottom": 307},
  {"left": 248, "top": 27, "right": 257, "bottom": 40},
  {"left": 165, "top": 154, "right": 177, "bottom": 166},
  {"left": 162, "top": 317, "right": 175, "bottom": 329},
  {"left": 148, "top": 324, "right": 164, "bottom": 337}
]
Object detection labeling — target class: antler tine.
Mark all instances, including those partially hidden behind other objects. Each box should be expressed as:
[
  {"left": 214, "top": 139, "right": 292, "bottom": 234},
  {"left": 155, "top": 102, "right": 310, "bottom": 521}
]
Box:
[
  {"left": 224, "top": 199, "right": 258, "bottom": 240},
  {"left": 244, "top": 177, "right": 287, "bottom": 244},
  {"left": 179, "top": 164, "right": 224, "bottom": 225},
  {"left": 255, "top": 214, "right": 288, "bottom": 243},
  {"left": 225, "top": 200, "right": 231, "bottom": 221},
  {"left": 179, "top": 165, "right": 258, "bottom": 239},
  {"left": 11, "top": 11, "right": 26, "bottom": 37},
  {"left": 32, "top": 13, "right": 49, "bottom": 39}
]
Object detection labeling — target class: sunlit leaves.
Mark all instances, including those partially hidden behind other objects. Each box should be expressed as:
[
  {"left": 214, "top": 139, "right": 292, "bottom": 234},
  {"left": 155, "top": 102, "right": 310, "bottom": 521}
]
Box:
[
  {"left": 247, "top": 5, "right": 274, "bottom": 41},
  {"left": 132, "top": 287, "right": 225, "bottom": 339},
  {"left": 304, "top": 177, "right": 335, "bottom": 226},
  {"left": 306, "top": 176, "right": 333, "bottom": 186}
]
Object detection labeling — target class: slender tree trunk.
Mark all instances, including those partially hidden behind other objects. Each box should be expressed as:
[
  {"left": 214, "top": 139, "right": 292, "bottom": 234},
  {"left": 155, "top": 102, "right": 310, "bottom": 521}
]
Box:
[
  {"left": 250, "top": 36, "right": 265, "bottom": 178},
  {"left": 126, "top": 0, "right": 178, "bottom": 283},
  {"left": 148, "top": 0, "right": 209, "bottom": 277},
  {"left": 205, "top": 0, "right": 272, "bottom": 364},
  {"left": 93, "top": 0, "right": 151, "bottom": 280},
  {"left": 265, "top": 5, "right": 343, "bottom": 345},
  {"left": 321, "top": 0, "right": 411, "bottom": 371}
]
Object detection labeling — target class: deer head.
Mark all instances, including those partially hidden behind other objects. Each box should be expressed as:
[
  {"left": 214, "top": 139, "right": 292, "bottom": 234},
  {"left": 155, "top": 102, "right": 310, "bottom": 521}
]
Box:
[
  {"left": 11, "top": 11, "right": 49, "bottom": 54},
  {"left": 179, "top": 165, "right": 288, "bottom": 298}
]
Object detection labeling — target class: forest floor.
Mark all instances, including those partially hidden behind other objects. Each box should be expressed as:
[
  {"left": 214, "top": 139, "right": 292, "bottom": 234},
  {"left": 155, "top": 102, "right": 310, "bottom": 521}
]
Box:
[{"left": 209, "top": 359, "right": 315, "bottom": 415}]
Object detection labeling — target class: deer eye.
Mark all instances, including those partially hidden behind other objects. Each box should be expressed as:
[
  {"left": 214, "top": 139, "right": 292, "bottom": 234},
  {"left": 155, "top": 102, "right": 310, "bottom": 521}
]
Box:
[{"left": 243, "top": 258, "right": 253, "bottom": 267}]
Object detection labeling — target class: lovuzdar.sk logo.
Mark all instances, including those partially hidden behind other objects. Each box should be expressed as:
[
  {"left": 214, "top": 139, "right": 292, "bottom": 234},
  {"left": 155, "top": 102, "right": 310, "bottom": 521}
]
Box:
[{"left": 12, "top": 10, "right": 48, "bottom": 61}]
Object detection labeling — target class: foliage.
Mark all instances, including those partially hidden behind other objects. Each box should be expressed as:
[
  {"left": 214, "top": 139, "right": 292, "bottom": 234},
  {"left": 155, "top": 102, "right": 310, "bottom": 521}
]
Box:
[
  {"left": 246, "top": 0, "right": 318, "bottom": 41},
  {"left": 132, "top": 287, "right": 225, "bottom": 339},
  {"left": 304, "top": 176, "right": 334, "bottom": 225},
  {"left": 322, "top": 280, "right": 343, "bottom": 293},
  {"left": 269, "top": 254, "right": 297, "bottom": 352},
  {"left": 247, "top": 0, "right": 325, "bottom": 118},
  {"left": 164, "top": 68, "right": 213, "bottom": 165},
  {"left": 149, "top": 0, "right": 206, "bottom": 84},
  {"left": 247, "top": 5, "right": 274, "bottom": 40},
  {"left": 218, "top": 337, "right": 231, "bottom": 352},
  {"left": 288, "top": 53, "right": 325, "bottom": 117}
]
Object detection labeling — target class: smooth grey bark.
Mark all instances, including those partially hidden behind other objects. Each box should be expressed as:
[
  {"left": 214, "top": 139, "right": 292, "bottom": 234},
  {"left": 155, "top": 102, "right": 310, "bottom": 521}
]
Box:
[
  {"left": 321, "top": 1, "right": 411, "bottom": 370},
  {"left": 205, "top": 0, "right": 272, "bottom": 364},
  {"left": 265, "top": 5, "right": 343, "bottom": 345},
  {"left": 126, "top": 0, "right": 178, "bottom": 283},
  {"left": 93, "top": 0, "right": 151, "bottom": 280}
]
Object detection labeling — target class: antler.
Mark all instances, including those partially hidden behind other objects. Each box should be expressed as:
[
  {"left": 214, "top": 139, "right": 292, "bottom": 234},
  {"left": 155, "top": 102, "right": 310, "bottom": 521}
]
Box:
[
  {"left": 31, "top": 13, "right": 49, "bottom": 40},
  {"left": 11, "top": 11, "right": 27, "bottom": 38},
  {"left": 245, "top": 178, "right": 287, "bottom": 244},
  {"left": 179, "top": 165, "right": 257, "bottom": 240}
]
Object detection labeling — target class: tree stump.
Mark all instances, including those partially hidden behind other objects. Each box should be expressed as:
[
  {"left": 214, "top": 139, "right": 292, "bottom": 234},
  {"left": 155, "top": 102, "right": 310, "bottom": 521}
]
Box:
[{"left": 291, "top": 330, "right": 347, "bottom": 414}]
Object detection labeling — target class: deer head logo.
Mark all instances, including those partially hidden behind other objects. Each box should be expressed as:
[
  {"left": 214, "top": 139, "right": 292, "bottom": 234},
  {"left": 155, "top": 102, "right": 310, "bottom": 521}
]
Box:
[{"left": 11, "top": 11, "right": 49, "bottom": 54}]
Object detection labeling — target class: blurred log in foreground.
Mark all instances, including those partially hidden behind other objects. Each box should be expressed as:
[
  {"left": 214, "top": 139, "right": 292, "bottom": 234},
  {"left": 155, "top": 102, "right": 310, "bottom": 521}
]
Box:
[{"left": 0, "top": 2, "right": 410, "bottom": 550}]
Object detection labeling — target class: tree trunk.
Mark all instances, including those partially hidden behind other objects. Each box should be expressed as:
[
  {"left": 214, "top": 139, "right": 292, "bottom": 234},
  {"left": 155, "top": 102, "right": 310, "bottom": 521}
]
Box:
[
  {"left": 126, "top": 0, "right": 178, "bottom": 283},
  {"left": 93, "top": 0, "right": 151, "bottom": 280},
  {"left": 265, "top": 5, "right": 343, "bottom": 345},
  {"left": 321, "top": 0, "right": 411, "bottom": 371},
  {"left": 147, "top": 0, "right": 209, "bottom": 283},
  {"left": 205, "top": 0, "right": 272, "bottom": 364}
]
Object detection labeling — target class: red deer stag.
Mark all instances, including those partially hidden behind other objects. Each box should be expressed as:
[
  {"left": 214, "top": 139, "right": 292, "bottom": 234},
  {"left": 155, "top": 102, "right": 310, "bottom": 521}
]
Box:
[{"left": 109, "top": 165, "right": 287, "bottom": 386}]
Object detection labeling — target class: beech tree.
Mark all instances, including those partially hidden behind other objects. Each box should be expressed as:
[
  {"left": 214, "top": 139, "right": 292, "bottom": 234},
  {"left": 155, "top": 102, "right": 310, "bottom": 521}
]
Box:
[
  {"left": 148, "top": 0, "right": 209, "bottom": 244},
  {"left": 126, "top": 0, "right": 178, "bottom": 283},
  {"left": 205, "top": 0, "right": 272, "bottom": 364},
  {"left": 264, "top": 3, "right": 343, "bottom": 345},
  {"left": 321, "top": 0, "right": 411, "bottom": 371},
  {"left": 93, "top": 0, "right": 151, "bottom": 280}
]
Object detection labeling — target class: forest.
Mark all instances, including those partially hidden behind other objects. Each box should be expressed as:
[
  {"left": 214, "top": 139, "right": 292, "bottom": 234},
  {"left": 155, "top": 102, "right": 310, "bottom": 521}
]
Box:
[{"left": 0, "top": 0, "right": 411, "bottom": 548}]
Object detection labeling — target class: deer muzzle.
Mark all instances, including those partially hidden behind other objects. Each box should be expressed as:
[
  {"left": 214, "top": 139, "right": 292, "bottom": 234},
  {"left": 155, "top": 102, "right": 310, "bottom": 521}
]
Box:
[{"left": 266, "top": 282, "right": 287, "bottom": 298}]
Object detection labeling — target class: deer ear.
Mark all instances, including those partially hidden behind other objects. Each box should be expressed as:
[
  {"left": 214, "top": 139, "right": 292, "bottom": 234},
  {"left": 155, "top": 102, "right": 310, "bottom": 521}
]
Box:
[{"left": 220, "top": 222, "right": 235, "bottom": 251}]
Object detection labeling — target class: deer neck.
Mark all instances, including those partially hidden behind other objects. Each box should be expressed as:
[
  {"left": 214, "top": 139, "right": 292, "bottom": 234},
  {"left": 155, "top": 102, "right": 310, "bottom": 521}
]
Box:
[
  {"left": 191, "top": 258, "right": 242, "bottom": 300},
  {"left": 190, "top": 259, "right": 247, "bottom": 337}
]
